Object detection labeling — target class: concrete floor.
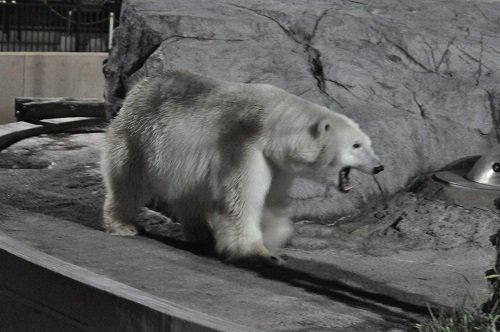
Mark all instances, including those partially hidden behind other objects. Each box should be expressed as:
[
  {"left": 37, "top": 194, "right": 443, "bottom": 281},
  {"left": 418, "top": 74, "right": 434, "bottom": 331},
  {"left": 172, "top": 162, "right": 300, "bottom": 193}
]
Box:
[{"left": 0, "top": 132, "right": 498, "bottom": 331}]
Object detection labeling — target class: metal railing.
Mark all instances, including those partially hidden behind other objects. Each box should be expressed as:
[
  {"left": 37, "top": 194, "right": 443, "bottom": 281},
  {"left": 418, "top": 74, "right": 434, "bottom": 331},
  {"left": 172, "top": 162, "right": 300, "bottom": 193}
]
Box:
[{"left": 0, "top": 1, "right": 120, "bottom": 52}]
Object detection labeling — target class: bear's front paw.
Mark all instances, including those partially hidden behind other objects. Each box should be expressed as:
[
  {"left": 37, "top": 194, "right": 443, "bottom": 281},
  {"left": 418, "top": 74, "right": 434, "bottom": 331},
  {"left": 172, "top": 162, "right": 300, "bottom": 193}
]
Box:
[{"left": 105, "top": 223, "right": 139, "bottom": 236}]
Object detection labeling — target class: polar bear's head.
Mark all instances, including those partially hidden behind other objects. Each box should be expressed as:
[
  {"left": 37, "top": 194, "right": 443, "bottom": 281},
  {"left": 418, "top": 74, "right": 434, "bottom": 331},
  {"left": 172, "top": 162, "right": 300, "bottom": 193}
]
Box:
[{"left": 286, "top": 113, "right": 384, "bottom": 193}]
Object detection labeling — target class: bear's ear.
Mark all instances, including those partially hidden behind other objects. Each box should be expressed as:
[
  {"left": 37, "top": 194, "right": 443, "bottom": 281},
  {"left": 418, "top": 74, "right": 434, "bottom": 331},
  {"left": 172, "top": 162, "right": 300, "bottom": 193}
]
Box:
[{"left": 312, "top": 119, "right": 332, "bottom": 139}]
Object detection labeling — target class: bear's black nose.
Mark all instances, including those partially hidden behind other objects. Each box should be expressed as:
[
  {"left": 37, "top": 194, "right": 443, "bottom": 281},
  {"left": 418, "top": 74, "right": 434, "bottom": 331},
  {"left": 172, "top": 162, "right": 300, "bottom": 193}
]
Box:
[{"left": 373, "top": 165, "right": 384, "bottom": 174}]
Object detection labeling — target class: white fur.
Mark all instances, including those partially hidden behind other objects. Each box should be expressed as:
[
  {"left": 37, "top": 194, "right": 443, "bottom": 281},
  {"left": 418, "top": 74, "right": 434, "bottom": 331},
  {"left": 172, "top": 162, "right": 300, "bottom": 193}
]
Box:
[
  {"left": 101, "top": 70, "right": 382, "bottom": 264},
  {"left": 261, "top": 208, "right": 294, "bottom": 250},
  {"left": 209, "top": 147, "right": 272, "bottom": 259}
]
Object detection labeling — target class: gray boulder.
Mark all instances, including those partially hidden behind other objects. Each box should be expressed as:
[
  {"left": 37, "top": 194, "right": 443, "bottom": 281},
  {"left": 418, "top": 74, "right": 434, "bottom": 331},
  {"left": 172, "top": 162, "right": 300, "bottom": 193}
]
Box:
[{"left": 104, "top": 0, "right": 500, "bottom": 220}]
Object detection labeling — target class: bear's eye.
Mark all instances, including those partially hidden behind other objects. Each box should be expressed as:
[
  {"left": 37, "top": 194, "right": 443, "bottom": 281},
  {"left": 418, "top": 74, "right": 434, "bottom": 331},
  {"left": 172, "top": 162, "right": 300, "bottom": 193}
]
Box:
[{"left": 353, "top": 143, "right": 361, "bottom": 149}]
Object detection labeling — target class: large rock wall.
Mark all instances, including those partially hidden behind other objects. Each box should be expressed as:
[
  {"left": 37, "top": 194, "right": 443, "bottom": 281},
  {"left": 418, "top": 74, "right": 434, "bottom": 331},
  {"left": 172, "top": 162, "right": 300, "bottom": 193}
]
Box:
[{"left": 104, "top": 0, "right": 500, "bottom": 220}]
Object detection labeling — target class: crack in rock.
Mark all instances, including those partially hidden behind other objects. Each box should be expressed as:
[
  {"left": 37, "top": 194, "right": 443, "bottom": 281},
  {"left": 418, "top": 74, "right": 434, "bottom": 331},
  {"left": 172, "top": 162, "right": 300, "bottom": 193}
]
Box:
[
  {"left": 226, "top": 3, "right": 299, "bottom": 41},
  {"left": 487, "top": 90, "right": 500, "bottom": 142},
  {"left": 434, "top": 36, "right": 456, "bottom": 73},
  {"left": 386, "top": 38, "right": 433, "bottom": 73},
  {"left": 124, "top": 42, "right": 162, "bottom": 78},
  {"left": 412, "top": 92, "right": 427, "bottom": 119},
  {"left": 370, "top": 26, "right": 434, "bottom": 74},
  {"left": 326, "top": 79, "right": 354, "bottom": 91},
  {"left": 163, "top": 35, "right": 246, "bottom": 43},
  {"left": 476, "top": 34, "right": 484, "bottom": 86},
  {"left": 422, "top": 38, "right": 437, "bottom": 70},
  {"left": 227, "top": 4, "right": 343, "bottom": 108},
  {"left": 304, "top": 11, "right": 345, "bottom": 108}
]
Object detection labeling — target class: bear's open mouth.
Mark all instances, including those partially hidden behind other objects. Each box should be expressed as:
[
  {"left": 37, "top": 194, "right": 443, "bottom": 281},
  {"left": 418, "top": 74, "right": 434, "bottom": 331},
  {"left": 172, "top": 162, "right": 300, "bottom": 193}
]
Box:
[{"left": 339, "top": 167, "right": 352, "bottom": 193}]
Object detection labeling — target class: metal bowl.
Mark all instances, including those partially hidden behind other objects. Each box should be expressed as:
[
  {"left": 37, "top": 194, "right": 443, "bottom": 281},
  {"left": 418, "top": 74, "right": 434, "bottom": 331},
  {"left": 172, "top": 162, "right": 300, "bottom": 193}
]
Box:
[{"left": 466, "top": 144, "right": 500, "bottom": 187}]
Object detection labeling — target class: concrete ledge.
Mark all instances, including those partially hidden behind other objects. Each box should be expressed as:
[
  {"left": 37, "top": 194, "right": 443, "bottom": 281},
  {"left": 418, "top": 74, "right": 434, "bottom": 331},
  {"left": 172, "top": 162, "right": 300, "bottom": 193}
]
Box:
[
  {"left": 0, "top": 232, "right": 259, "bottom": 332},
  {"left": 0, "top": 118, "right": 104, "bottom": 150},
  {"left": 15, "top": 97, "right": 106, "bottom": 122}
]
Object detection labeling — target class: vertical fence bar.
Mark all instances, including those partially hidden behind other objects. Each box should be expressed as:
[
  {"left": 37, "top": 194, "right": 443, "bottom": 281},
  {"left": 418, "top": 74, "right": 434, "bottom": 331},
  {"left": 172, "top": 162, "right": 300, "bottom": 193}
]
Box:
[
  {"left": 108, "top": 11, "right": 114, "bottom": 51},
  {"left": 50, "top": 4, "right": 54, "bottom": 51},
  {"left": 50, "top": 4, "right": 53, "bottom": 51},
  {"left": 47, "top": 4, "right": 51, "bottom": 51},
  {"left": 89, "top": 9, "right": 92, "bottom": 52},
  {"left": 3, "top": 4, "right": 5, "bottom": 52},
  {"left": 23, "top": 4, "right": 28, "bottom": 52},
  {"left": 1, "top": 5, "right": 3, "bottom": 51},
  {"left": 66, "top": 9, "right": 72, "bottom": 52},
  {"left": 33, "top": 4, "right": 37, "bottom": 51},
  {"left": 6, "top": 4, "right": 10, "bottom": 51},
  {"left": 46, "top": 3, "right": 49, "bottom": 51},
  {"left": 83, "top": 7, "right": 87, "bottom": 52},
  {"left": 51, "top": 4, "right": 55, "bottom": 51},
  {"left": 2, "top": 4, "right": 4, "bottom": 52},
  {"left": 6, "top": 3, "right": 10, "bottom": 51},
  {"left": 42, "top": 4, "right": 45, "bottom": 51},
  {"left": 47, "top": 3, "right": 50, "bottom": 51},
  {"left": 39, "top": 4, "right": 42, "bottom": 51},
  {"left": 30, "top": 4, "right": 33, "bottom": 51},
  {"left": 20, "top": 3, "right": 23, "bottom": 51},
  {"left": 27, "top": 4, "right": 29, "bottom": 51},
  {"left": 15, "top": 3, "right": 19, "bottom": 50},
  {"left": 75, "top": 0, "right": 80, "bottom": 52},
  {"left": 7, "top": 4, "right": 11, "bottom": 51},
  {"left": 45, "top": 4, "right": 48, "bottom": 51},
  {"left": 25, "top": 4, "right": 28, "bottom": 51},
  {"left": 0, "top": 5, "right": 2, "bottom": 52},
  {"left": 34, "top": 4, "right": 37, "bottom": 51},
  {"left": 83, "top": 8, "right": 86, "bottom": 52},
  {"left": 86, "top": 9, "right": 89, "bottom": 52},
  {"left": 1, "top": 1, "right": 121, "bottom": 52},
  {"left": 93, "top": 9, "right": 96, "bottom": 52},
  {"left": 1, "top": 4, "right": 4, "bottom": 51},
  {"left": 8, "top": 3, "right": 11, "bottom": 51},
  {"left": 9, "top": 3, "right": 13, "bottom": 50}
]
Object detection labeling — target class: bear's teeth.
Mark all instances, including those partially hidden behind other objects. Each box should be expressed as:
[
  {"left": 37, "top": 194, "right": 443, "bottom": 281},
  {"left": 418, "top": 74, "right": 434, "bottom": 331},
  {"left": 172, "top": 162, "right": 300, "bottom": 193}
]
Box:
[
  {"left": 342, "top": 182, "right": 353, "bottom": 192},
  {"left": 339, "top": 168, "right": 352, "bottom": 193}
]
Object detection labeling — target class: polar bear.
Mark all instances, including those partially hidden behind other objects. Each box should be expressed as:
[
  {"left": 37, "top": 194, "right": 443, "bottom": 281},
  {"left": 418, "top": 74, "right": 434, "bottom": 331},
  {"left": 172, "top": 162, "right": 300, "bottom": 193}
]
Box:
[{"left": 101, "top": 70, "right": 383, "bottom": 265}]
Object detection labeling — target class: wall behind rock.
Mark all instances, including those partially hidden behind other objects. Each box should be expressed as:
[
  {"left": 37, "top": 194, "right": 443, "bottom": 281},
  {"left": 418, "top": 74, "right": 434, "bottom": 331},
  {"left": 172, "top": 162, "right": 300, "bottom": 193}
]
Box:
[
  {"left": 104, "top": 0, "right": 500, "bottom": 220},
  {"left": 0, "top": 53, "right": 107, "bottom": 124}
]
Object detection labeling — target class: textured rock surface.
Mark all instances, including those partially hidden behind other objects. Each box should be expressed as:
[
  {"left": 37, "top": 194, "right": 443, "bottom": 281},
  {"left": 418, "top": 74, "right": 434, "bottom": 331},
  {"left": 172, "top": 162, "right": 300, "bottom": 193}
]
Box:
[{"left": 104, "top": 0, "right": 500, "bottom": 219}]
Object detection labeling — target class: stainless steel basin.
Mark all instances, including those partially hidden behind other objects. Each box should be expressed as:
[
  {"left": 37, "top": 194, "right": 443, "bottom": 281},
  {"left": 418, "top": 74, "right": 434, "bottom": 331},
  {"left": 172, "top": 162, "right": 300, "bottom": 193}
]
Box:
[
  {"left": 432, "top": 144, "right": 500, "bottom": 192},
  {"left": 466, "top": 144, "right": 500, "bottom": 187},
  {"left": 429, "top": 144, "right": 500, "bottom": 211}
]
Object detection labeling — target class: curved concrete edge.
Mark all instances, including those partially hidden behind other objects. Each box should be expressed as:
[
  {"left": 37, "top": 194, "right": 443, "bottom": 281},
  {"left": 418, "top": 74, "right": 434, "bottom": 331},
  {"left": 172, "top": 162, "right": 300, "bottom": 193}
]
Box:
[
  {"left": 0, "top": 118, "right": 105, "bottom": 151},
  {"left": 0, "top": 231, "right": 260, "bottom": 332}
]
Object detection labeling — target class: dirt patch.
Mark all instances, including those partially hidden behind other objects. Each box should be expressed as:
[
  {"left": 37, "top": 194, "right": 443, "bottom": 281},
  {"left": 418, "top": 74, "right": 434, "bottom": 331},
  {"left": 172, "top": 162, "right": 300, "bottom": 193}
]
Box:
[{"left": 300, "top": 192, "right": 500, "bottom": 256}]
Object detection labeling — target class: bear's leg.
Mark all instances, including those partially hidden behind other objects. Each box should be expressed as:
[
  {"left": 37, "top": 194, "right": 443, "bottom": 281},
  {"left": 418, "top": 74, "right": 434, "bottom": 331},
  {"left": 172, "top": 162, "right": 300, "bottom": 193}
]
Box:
[
  {"left": 262, "top": 172, "right": 294, "bottom": 250},
  {"left": 261, "top": 209, "right": 294, "bottom": 251},
  {"left": 102, "top": 150, "right": 150, "bottom": 236},
  {"left": 210, "top": 149, "right": 282, "bottom": 265},
  {"left": 103, "top": 193, "right": 141, "bottom": 236}
]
